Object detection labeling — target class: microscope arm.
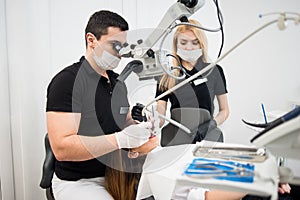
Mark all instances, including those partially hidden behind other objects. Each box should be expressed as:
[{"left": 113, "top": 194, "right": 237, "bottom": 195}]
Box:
[{"left": 119, "top": 0, "right": 205, "bottom": 59}]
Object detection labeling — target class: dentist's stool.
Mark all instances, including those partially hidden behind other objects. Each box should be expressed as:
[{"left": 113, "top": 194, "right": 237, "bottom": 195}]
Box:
[{"left": 39, "top": 133, "right": 55, "bottom": 200}]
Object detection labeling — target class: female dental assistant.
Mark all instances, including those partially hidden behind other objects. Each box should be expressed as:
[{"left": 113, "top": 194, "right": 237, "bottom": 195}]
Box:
[{"left": 156, "top": 19, "right": 229, "bottom": 141}]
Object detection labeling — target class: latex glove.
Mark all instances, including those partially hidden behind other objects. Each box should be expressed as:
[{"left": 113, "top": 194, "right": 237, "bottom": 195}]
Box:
[
  {"left": 128, "top": 137, "right": 159, "bottom": 159},
  {"left": 115, "top": 122, "right": 153, "bottom": 149},
  {"left": 131, "top": 103, "right": 147, "bottom": 122}
]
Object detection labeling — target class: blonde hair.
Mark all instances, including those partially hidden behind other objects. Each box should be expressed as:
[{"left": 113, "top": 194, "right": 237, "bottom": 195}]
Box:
[{"left": 159, "top": 19, "right": 208, "bottom": 91}]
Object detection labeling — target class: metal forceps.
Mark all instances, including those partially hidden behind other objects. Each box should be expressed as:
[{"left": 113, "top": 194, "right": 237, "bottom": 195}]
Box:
[
  {"left": 149, "top": 105, "right": 159, "bottom": 138},
  {"left": 193, "top": 160, "right": 255, "bottom": 176},
  {"left": 185, "top": 159, "right": 255, "bottom": 180}
]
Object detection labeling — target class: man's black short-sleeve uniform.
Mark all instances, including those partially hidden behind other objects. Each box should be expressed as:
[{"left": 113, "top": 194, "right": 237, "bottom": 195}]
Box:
[{"left": 46, "top": 56, "right": 130, "bottom": 181}]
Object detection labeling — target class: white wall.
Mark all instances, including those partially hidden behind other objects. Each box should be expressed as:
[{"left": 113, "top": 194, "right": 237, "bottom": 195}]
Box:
[
  {"left": 0, "top": 0, "right": 15, "bottom": 199},
  {"left": 0, "top": 0, "right": 299, "bottom": 199},
  {"left": 3, "top": 0, "right": 52, "bottom": 199},
  {"left": 219, "top": 0, "right": 300, "bottom": 144}
]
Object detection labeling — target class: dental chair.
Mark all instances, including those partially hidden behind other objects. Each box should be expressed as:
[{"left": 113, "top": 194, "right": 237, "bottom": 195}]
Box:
[
  {"left": 40, "top": 133, "right": 55, "bottom": 200},
  {"left": 161, "top": 108, "right": 223, "bottom": 146}
]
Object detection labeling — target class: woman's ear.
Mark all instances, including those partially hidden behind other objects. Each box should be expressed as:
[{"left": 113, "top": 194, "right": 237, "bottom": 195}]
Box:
[{"left": 86, "top": 32, "right": 97, "bottom": 49}]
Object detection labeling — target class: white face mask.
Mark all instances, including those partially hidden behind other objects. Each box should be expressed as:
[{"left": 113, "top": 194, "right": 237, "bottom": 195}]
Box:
[
  {"left": 93, "top": 49, "right": 121, "bottom": 70},
  {"left": 177, "top": 48, "right": 202, "bottom": 63}
]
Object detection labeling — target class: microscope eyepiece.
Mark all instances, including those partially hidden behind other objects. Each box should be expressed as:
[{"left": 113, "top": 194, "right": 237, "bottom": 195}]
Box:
[{"left": 178, "top": 0, "right": 198, "bottom": 8}]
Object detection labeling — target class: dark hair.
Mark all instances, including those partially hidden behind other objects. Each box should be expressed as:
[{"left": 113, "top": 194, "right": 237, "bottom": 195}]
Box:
[
  {"left": 85, "top": 10, "right": 129, "bottom": 45},
  {"left": 105, "top": 150, "right": 146, "bottom": 200}
]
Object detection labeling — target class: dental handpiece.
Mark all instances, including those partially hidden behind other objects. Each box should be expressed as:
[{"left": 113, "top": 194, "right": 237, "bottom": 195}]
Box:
[{"left": 251, "top": 106, "right": 300, "bottom": 142}]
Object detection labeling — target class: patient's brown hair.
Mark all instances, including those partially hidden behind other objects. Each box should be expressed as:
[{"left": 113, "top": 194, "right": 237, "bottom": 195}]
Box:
[{"left": 105, "top": 150, "right": 146, "bottom": 200}]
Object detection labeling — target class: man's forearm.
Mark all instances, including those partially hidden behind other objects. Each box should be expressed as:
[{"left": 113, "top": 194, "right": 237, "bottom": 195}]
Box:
[{"left": 53, "top": 134, "right": 118, "bottom": 161}]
